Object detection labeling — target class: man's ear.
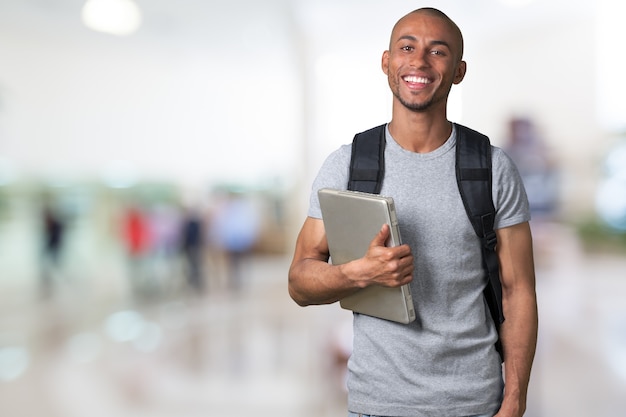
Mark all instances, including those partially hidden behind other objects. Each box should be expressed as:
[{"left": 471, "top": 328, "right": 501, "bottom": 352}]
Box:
[
  {"left": 381, "top": 50, "right": 390, "bottom": 75},
  {"left": 454, "top": 60, "right": 467, "bottom": 85}
]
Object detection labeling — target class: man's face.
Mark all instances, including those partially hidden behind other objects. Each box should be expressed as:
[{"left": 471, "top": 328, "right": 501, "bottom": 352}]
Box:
[{"left": 382, "top": 12, "right": 466, "bottom": 113}]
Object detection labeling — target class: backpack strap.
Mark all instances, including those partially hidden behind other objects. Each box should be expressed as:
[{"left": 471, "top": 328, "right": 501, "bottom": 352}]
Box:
[
  {"left": 455, "top": 124, "right": 504, "bottom": 359},
  {"left": 348, "top": 124, "right": 386, "bottom": 193}
]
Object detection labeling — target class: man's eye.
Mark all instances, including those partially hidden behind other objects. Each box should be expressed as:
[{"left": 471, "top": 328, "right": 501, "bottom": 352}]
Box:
[
  {"left": 431, "top": 50, "right": 445, "bottom": 56},
  {"left": 401, "top": 45, "right": 413, "bottom": 52}
]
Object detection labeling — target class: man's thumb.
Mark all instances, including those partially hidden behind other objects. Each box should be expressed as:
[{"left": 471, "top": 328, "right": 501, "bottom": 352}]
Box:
[{"left": 370, "top": 223, "right": 390, "bottom": 248}]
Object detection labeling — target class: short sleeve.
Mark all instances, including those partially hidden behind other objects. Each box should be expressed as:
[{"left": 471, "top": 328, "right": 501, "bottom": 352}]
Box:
[
  {"left": 307, "top": 144, "right": 352, "bottom": 219},
  {"left": 491, "top": 146, "right": 531, "bottom": 229}
]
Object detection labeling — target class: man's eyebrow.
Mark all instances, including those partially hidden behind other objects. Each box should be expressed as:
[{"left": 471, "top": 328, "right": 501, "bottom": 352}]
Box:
[
  {"left": 430, "top": 40, "right": 452, "bottom": 49},
  {"left": 396, "top": 35, "right": 452, "bottom": 50},
  {"left": 397, "top": 35, "right": 418, "bottom": 42}
]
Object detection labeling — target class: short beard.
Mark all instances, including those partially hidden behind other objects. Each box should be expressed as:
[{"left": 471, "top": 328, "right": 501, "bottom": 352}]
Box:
[{"left": 396, "top": 92, "right": 434, "bottom": 112}]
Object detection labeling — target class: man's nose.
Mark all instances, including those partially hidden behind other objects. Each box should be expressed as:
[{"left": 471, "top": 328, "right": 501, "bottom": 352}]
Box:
[{"left": 409, "top": 49, "right": 430, "bottom": 68}]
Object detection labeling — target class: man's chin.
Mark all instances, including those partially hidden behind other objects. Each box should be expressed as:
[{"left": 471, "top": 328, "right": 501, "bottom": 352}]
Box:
[{"left": 402, "top": 100, "right": 432, "bottom": 112}]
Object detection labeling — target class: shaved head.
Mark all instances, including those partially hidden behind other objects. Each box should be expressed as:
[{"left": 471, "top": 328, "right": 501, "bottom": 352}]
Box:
[{"left": 390, "top": 8, "right": 464, "bottom": 61}]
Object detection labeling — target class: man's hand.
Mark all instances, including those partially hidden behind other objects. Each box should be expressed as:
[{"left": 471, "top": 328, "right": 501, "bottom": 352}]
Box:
[
  {"left": 493, "top": 396, "right": 524, "bottom": 417},
  {"left": 343, "top": 223, "right": 414, "bottom": 289}
]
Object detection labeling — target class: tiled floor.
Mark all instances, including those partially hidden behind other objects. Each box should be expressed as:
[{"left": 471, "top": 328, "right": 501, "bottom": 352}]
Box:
[{"left": 1, "top": 221, "right": 626, "bottom": 416}]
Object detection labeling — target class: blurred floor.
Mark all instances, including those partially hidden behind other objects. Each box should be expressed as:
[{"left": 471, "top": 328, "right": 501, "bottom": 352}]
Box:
[
  {"left": 1, "top": 219, "right": 626, "bottom": 416},
  {"left": 527, "top": 222, "right": 626, "bottom": 416}
]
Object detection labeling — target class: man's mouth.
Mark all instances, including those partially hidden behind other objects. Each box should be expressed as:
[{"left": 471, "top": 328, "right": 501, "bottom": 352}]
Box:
[{"left": 403, "top": 75, "right": 431, "bottom": 84}]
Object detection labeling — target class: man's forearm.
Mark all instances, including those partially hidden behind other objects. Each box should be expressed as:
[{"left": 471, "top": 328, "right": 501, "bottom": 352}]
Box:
[
  {"left": 497, "top": 287, "right": 538, "bottom": 416},
  {"left": 288, "top": 258, "right": 362, "bottom": 306}
]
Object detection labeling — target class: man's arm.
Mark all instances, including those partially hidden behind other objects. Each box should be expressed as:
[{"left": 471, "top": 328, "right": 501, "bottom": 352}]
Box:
[
  {"left": 494, "top": 221, "right": 538, "bottom": 417},
  {"left": 288, "top": 217, "right": 414, "bottom": 306}
]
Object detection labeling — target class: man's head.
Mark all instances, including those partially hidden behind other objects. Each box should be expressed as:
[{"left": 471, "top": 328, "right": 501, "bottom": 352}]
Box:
[{"left": 382, "top": 8, "right": 467, "bottom": 113}]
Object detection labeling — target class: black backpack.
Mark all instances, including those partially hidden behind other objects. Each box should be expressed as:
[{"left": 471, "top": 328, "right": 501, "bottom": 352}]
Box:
[{"left": 348, "top": 123, "right": 504, "bottom": 360}]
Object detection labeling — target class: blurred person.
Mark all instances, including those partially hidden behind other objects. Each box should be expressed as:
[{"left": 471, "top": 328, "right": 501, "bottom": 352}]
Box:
[
  {"left": 39, "top": 201, "right": 66, "bottom": 297},
  {"left": 180, "top": 206, "right": 205, "bottom": 293},
  {"left": 288, "top": 8, "right": 538, "bottom": 417},
  {"left": 503, "top": 117, "right": 560, "bottom": 220},
  {"left": 146, "top": 202, "right": 181, "bottom": 292},
  {"left": 210, "top": 191, "right": 261, "bottom": 291},
  {"left": 121, "top": 203, "right": 152, "bottom": 298}
]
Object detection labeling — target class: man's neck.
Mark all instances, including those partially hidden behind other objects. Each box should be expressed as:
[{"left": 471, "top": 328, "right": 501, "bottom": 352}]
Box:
[{"left": 388, "top": 108, "right": 453, "bottom": 153}]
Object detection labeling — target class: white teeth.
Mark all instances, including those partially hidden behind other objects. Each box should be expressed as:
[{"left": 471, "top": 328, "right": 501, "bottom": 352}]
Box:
[{"left": 404, "top": 76, "right": 430, "bottom": 83}]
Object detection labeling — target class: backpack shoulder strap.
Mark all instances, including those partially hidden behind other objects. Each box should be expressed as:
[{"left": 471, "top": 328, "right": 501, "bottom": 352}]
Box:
[
  {"left": 455, "top": 124, "right": 505, "bottom": 359},
  {"left": 348, "top": 124, "right": 386, "bottom": 194}
]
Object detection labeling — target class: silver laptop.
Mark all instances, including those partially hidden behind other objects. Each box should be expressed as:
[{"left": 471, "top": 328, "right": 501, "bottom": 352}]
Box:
[{"left": 318, "top": 188, "right": 415, "bottom": 324}]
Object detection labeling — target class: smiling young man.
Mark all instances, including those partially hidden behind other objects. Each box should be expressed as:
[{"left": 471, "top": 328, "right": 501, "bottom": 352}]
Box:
[{"left": 289, "top": 8, "right": 538, "bottom": 417}]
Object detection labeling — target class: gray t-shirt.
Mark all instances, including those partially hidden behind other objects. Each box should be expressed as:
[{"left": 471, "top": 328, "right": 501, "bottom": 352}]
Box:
[{"left": 308, "top": 124, "right": 530, "bottom": 417}]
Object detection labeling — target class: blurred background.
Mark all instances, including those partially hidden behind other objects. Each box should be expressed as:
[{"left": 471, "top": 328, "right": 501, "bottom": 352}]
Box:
[{"left": 1, "top": 0, "right": 626, "bottom": 416}]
